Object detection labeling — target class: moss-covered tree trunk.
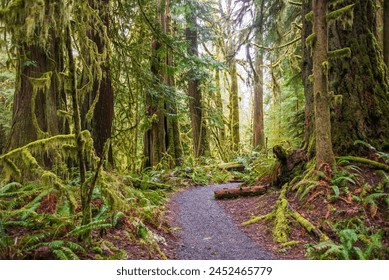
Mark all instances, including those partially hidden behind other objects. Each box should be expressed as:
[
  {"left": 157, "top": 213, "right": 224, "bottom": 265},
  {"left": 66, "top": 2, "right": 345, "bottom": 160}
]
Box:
[
  {"left": 384, "top": 0, "right": 389, "bottom": 70},
  {"left": 186, "top": 12, "right": 209, "bottom": 158},
  {"left": 164, "top": 0, "right": 183, "bottom": 165},
  {"left": 229, "top": 59, "right": 240, "bottom": 154},
  {"left": 253, "top": 0, "right": 265, "bottom": 151},
  {"left": 253, "top": 40, "right": 265, "bottom": 150},
  {"left": 313, "top": 0, "right": 335, "bottom": 167},
  {"left": 85, "top": 0, "right": 114, "bottom": 162},
  {"left": 143, "top": 0, "right": 182, "bottom": 168},
  {"left": 329, "top": 0, "right": 389, "bottom": 154},
  {"left": 213, "top": 65, "right": 227, "bottom": 160},
  {"left": 6, "top": 1, "right": 64, "bottom": 152},
  {"left": 143, "top": 35, "right": 167, "bottom": 168},
  {"left": 302, "top": 0, "right": 315, "bottom": 158}
]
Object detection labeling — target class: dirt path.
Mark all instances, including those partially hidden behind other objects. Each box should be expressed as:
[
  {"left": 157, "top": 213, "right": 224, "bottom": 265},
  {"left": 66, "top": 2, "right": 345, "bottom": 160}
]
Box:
[{"left": 171, "top": 183, "right": 274, "bottom": 260}]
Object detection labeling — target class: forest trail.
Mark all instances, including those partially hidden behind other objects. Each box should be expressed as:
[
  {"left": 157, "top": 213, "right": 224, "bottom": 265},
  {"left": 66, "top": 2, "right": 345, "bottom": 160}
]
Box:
[{"left": 172, "top": 183, "right": 274, "bottom": 260}]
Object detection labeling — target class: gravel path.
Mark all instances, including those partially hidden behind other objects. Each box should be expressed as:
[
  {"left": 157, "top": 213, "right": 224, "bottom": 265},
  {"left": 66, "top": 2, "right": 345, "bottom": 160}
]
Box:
[{"left": 174, "top": 183, "right": 274, "bottom": 260}]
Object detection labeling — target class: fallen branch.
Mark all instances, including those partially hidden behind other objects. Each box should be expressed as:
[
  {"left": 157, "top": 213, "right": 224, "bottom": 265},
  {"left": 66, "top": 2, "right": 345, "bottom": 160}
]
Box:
[{"left": 214, "top": 185, "right": 266, "bottom": 199}]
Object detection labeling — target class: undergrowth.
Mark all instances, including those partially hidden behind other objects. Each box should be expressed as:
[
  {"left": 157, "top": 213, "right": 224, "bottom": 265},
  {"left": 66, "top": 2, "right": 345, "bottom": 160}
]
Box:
[{"left": 0, "top": 170, "right": 172, "bottom": 260}]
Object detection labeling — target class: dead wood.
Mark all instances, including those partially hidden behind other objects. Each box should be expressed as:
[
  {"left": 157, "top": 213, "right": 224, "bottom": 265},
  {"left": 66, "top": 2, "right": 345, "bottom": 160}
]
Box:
[{"left": 214, "top": 185, "right": 266, "bottom": 199}]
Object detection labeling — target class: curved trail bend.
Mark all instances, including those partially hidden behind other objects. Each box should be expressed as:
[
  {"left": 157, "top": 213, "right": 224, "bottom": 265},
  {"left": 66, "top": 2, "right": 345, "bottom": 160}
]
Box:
[{"left": 173, "top": 183, "right": 274, "bottom": 260}]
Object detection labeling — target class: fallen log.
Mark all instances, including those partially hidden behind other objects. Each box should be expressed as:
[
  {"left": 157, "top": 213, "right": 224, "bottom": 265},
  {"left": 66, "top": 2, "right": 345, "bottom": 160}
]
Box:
[
  {"left": 214, "top": 185, "right": 266, "bottom": 199},
  {"left": 217, "top": 162, "right": 245, "bottom": 172}
]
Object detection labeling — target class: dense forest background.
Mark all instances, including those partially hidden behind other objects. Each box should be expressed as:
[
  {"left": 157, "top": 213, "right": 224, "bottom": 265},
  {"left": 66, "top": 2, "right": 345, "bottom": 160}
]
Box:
[{"left": 0, "top": 0, "right": 388, "bottom": 260}]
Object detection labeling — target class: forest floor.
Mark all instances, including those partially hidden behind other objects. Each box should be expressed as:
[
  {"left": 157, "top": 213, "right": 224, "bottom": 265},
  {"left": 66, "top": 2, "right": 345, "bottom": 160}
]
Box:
[
  {"left": 166, "top": 183, "right": 274, "bottom": 259},
  {"left": 162, "top": 184, "right": 307, "bottom": 260},
  {"left": 10, "top": 162, "right": 386, "bottom": 260},
  {"left": 158, "top": 163, "right": 389, "bottom": 260}
]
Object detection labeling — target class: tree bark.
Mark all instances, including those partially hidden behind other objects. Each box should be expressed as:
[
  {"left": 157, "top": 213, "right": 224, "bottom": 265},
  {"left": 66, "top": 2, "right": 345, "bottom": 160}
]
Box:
[
  {"left": 7, "top": 1, "right": 64, "bottom": 152},
  {"left": 229, "top": 59, "right": 240, "bottom": 153},
  {"left": 143, "top": 31, "right": 167, "bottom": 167},
  {"left": 253, "top": 0, "right": 265, "bottom": 151},
  {"left": 143, "top": 0, "right": 182, "bottom": 168},
  {"left": 302, "top": 0, "right": 315, "bottom": 158},
  {"left": 213, "top": 65, "right": 227, "bottom": 160},
  {"left": 329, "top": 0, "right": 389, "bottom": 155},
  {"left": 85, "top": 0, "right": 114, "bottom": 163},
  {"left": 186, "top": 12, "right": 208, "bottom": 158},
  {"left": 384, "top": 0, "right": 389, "bottom": 70},
  {"left": 253, "top": 40, "right": 265, "bottom": 150},
  {"left": 165, "top": 1, "right": 183, "bottom": 165},
  {"left": 312, "top": 0, "right": 335, "bottom": 167}
]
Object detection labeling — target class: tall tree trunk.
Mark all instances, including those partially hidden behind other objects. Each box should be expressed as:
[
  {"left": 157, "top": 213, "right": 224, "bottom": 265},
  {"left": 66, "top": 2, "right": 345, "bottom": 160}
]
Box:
[
  {"left": 6, "top": 1, "right": 64, "bottom": 152},
  {"left": 253, "top": 1, "right": 265, "bottom": 151},
  {"left": 253, "top": 50, "right": 264, "bottom": 150},
  {"left": 229, "top": 59, "right": 240, "bottom": 153},
  {"left": 213, "top": 66, "right": 227, "bottom": 160},
  {"left": 164, "top": 0, "right": 183, "bottom": 165},
  {"left": 302, "top": 0, "right": 315, "bottom": 158},
  {"left": 86, "top": 0, "right": 114, "bottom": 162},
  {"left": 143, "top": 33, "right": 167, "bottom": 168},
  {"left": 384, "top": 0, "right": 389, "bottom": 70},
  {"left": 312, "top": 0, "right": 335, "bottom": 167},
  {"left": 186, "top": 12, "right": 208, "bottom": 158},
  {"left": 143, "top": 0, "right": 181, "bottom": 168},
  {"left": 329, "top": 0, "right": 389, "bottom": 154}
]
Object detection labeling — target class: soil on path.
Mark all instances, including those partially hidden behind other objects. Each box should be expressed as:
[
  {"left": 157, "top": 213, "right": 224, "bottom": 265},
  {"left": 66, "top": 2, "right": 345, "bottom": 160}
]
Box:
[{"left": 168, "top": 183, "right": 274, "bottom": 260}]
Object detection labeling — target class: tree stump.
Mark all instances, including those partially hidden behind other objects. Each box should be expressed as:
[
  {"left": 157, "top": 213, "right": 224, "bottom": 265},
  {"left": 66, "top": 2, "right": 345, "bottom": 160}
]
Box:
[{"left": 273, "top": 145, "right": 307, "bottom": 187}]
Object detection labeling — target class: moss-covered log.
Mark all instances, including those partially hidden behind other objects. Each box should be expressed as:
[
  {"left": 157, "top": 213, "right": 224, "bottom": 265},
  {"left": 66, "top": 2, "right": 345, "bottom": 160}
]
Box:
[
  {"left": 217, "top": 162, "right": 245, "bottom": 172},
  {"left": 289, "top": 208, "right": 329, "bottom": 242},
  {"left": 214, "top": 185, "right": 266, "bottom": 199}
]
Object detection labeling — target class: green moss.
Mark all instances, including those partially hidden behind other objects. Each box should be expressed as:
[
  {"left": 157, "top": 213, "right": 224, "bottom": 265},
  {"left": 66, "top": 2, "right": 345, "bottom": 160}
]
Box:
[
  {"left": 328, "top": 48, "right": 351, "bottom": 59},
  {"left": 305, "top": 11, "right": 313, "bottom": 22},
  {"left": 273, "top": 197, "right": 290, "bottom": 243},
  {"left": 305, "top": 33, "right": 316, "bottom": 53},
  {"left": 326, "top": 4, "right": 355, "bottom": 26}
]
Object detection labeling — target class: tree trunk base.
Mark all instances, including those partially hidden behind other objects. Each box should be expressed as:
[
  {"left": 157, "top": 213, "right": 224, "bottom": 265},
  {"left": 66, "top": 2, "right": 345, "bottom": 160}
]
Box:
[{"left": 273, "top": 145, "right": 307, "bottom": 187}]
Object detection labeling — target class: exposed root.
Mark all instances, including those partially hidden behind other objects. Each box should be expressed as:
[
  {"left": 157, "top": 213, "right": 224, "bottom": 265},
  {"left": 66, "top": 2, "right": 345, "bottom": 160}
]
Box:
[
  {"left": 337, "top": 156, "right": 389, "bottom": 172},
  {"left": 242, "top": 184, "right": 330, "bottom": 243}
]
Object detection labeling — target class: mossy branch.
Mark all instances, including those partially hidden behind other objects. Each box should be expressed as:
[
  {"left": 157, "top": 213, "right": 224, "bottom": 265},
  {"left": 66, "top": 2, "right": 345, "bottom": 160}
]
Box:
[
  {"left": 328, "top": 48, "right": 351, "bottom": 59},
  {"left": 0, "top": 134, "right": 75, "bottom": 161},
  {"left": 305, "top": 11, "right": 313, "bottom": 22},
  {"left": 337, "top": 156, "right": 389, "bottom": 172},
  {"left": 288, "top": 1, "right": 302, "bottom": 6},
  {"left": 326, "top": 4, "right": 355, "bottom": 22}
]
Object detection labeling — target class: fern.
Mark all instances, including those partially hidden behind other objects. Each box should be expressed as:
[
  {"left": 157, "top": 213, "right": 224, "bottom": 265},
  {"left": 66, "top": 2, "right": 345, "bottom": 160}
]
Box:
[
  {"left": 66, "top": 220, "right": 111, "bottom": 237},
  {"left": 307, "top": 225, "right": 387, "bottom": 260}
]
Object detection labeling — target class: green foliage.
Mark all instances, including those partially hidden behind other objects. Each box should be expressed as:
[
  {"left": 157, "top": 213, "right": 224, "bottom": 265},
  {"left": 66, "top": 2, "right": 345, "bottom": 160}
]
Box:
[
  {"left": 306, "top": 223, "right": 387, "bottom": 260},
  {"left": 354, "top": 140, "right": 389, "bottom": 164},
  {"left": 235, "top": 152, "right": 276, "bottom": 186}
]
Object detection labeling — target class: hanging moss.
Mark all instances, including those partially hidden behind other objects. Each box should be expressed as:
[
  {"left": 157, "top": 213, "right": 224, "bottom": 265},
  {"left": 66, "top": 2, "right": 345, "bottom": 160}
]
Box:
[
  {"left": 328, "top": 47, "right": 351, "bottom": 59},
  {"left": 305, "top": 11, "right": 313, "bottom": 22},
  {"left": 305, "top": 33, "right": 316, "bottom": 52},
  {"left": 329, "top": 0, "right": 389, "bottom": 155},
  {"left": 29, "top": 71, "right": 53, "bottom": 139}
]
